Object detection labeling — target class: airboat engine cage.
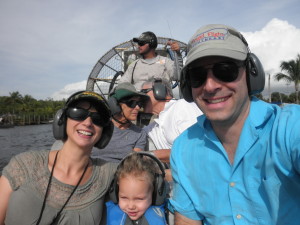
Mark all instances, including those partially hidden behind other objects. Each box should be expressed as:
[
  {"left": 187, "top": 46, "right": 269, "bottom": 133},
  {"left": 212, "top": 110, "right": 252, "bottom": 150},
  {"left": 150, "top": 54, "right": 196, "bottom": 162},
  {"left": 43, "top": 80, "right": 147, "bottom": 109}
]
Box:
[{"left": 86, "top": 37, "right": 188, "bottom": 98}]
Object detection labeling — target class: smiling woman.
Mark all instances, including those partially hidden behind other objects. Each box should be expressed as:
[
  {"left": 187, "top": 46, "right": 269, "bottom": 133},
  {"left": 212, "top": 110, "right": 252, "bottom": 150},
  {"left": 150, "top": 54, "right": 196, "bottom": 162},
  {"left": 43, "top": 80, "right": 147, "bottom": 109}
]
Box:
[{"left": 0, "top": 91, "right": 118, "bottom": 225}]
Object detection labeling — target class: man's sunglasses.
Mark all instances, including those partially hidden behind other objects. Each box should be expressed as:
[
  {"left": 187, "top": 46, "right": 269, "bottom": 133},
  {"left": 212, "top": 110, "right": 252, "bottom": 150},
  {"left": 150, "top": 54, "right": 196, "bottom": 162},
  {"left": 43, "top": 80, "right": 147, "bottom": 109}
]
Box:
[
  {"left": 188, "top": 61, "right": 244, "bottom": 88},
  {"left": 137, "top": 41, "right": 148, "bottom": 46},
  {"left": 66, "top": 107, "right": 108, "bottom": 127},
  {"left": 120, "top": 100, "right": 144, "bottom": 108}
]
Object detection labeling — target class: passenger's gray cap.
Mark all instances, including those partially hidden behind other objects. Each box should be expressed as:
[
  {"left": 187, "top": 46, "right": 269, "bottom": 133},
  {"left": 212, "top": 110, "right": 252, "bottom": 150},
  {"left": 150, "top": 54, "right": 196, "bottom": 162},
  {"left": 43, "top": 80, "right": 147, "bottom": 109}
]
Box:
[{"left": 184, "top": 24, "right": 248, "bottom": 69}]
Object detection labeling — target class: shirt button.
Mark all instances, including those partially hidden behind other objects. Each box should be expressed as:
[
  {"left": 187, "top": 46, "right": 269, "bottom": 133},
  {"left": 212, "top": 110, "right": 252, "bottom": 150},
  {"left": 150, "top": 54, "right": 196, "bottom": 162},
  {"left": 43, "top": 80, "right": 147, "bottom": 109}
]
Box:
[
  {"left": 236, "top": 214, "right": 242, "bottom": 219},
  {"left": 230, "top": 182, "right": 235, "bottom": 187}
]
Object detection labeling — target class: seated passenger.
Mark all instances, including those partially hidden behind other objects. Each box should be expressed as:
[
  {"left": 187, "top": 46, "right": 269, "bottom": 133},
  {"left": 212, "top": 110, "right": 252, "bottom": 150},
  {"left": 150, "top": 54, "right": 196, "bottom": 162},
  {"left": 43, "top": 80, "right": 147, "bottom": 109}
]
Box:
[
  {"left": 141, "top": 78, "right": 203, "bottom": 225},
  {"left": 141, "top": 78, "right": 202, "bottom": 170},
  {"left": 106, "top": 152, "right": 168, "bottom": 225},
  {"left": 91, "top": 82, "right": 149, "bottom": 162}
]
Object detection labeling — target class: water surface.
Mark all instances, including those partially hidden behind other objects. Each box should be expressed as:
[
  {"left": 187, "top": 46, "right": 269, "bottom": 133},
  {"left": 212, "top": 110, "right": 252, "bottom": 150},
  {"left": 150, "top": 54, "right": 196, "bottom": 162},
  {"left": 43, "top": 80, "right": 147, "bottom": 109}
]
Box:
[{"left": 0, "top": 124, "right": 55, "bottom": 174}]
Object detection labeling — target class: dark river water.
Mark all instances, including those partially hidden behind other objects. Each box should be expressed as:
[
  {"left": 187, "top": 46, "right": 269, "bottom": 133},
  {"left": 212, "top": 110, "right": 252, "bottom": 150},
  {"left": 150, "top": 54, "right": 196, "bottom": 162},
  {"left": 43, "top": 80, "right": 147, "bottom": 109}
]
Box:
[{"left": 0, "top": 124, "right": 55, "bottom": 174}]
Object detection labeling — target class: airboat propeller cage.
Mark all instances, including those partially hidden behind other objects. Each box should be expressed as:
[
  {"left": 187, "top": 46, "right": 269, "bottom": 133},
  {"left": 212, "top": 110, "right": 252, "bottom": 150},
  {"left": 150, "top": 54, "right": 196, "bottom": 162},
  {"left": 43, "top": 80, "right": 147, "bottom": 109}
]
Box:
[{"left": 86, "top": 37, "right": 188, "bottom": 97}]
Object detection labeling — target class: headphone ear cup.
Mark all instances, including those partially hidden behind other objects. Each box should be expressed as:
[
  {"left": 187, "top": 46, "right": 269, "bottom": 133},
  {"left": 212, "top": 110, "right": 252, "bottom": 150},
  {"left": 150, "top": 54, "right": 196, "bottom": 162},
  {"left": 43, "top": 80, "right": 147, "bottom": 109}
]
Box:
[
  {"left": 151, "top": 38, "right": 158, "bottom": 49},
  {"left": 152, "top": 174, "right": 167, "bottom": 205},
  {"left": 149, "top": 34, "right": 157, "bottom": 48},
  {"left": 180, "top": 70, "right": 194, "bottom": 102},
  {"left": 149, "top": 38, "right": 153, "bottom": 48},
  {"left": 52, "top": 109, "right": 67, "bottom": 140},
  {"left": 109, "top": 177, "right": 119, "bottom": 204},
  {"left": 246, "top": 53, "right": 265, "bottom": 95},
  {"left": 153, "top": 80, "right": 167, "bottom": 100},
  {"left": 108, "top": 96, "right": 121, "bottom": 115},
  {"left": 95, "top": 121, "right": 114, "bottom": 149}
]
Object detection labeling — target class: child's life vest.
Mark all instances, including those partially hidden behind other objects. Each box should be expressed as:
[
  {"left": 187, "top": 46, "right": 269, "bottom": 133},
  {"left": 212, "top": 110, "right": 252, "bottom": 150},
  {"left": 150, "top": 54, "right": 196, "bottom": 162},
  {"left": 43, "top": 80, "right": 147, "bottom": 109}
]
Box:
[{"left": 106, "top": 200, "right": 167, "bottom": 225}]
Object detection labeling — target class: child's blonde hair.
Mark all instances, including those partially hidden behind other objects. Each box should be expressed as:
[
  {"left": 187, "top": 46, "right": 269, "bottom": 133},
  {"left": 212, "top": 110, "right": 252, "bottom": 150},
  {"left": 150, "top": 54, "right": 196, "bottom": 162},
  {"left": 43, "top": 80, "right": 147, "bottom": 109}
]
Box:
[{"left": 116, "top": 152, "right": 161, "bottom": 188}]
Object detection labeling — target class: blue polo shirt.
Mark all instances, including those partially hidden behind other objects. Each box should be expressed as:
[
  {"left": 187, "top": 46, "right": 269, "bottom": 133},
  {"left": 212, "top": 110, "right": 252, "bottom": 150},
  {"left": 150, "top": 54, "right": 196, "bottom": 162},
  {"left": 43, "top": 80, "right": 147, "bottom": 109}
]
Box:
[{"left": 169, "top": 98, "right": 300, "bottom": 225}]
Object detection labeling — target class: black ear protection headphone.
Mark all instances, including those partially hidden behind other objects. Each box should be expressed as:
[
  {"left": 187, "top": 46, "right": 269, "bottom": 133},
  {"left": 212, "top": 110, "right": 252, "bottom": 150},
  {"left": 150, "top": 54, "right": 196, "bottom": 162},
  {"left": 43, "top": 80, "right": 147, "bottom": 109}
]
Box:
[
  {"left": 180, "top": 29, "right": 265, "bottom": 102},
  {"left": 152, "top": 79, "right": 169, "bottom": 100},
  {"left": 52, "top": 91, "right": 114, "bottom": 149},
  {"left": 107, "top": 87, "right": 122, "bottom": 116},
  {"left": 232, "top": 29, "right": 265, "bottom": 96},
  {"left": 109, "top": 152, "right": 167, "bottom": 206}
]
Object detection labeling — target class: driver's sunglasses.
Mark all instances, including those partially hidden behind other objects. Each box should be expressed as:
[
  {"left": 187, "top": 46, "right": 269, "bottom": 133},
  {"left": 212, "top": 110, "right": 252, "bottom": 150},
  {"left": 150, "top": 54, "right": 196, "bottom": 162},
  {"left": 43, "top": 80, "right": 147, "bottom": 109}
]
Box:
[
  {"left": 66, "top": 107, "right": 108, "bottom": 127},
  {"left": 188, "top": 61, "right": 245, "bottom": 88},
  {"left": 137, "top": 41, "right": 147, "bottom": 46},
  {"left": 120, "top": 100, "right": 144, "bottom": 108}
]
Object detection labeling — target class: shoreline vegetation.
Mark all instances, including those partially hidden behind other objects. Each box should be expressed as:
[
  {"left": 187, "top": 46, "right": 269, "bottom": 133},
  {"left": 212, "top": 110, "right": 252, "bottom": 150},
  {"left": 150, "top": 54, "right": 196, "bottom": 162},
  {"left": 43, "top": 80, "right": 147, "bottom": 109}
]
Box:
[
  {"left": 0, "top": 91, "right": 65, "bottom": 127},
  {"left": 0, "top": 88, "right": 299, "bottom": 127}
]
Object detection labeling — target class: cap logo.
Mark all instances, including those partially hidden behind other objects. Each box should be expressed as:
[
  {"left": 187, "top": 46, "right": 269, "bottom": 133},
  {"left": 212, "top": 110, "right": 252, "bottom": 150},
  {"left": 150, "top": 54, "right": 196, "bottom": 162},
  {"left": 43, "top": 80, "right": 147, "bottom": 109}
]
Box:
[
  {"left": 190, "top": 28, "right": 229, "bottom": 49},
  {"left": 79, "top": 91, "right": 104, "bottom": 101}
]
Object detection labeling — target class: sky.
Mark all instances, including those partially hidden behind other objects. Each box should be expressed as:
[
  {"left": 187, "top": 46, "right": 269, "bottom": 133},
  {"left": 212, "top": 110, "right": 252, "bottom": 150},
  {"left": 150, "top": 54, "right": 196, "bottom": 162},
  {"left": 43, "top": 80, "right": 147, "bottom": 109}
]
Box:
[{"left": 0, "top": 0, "right": 300, "bottom": 100}]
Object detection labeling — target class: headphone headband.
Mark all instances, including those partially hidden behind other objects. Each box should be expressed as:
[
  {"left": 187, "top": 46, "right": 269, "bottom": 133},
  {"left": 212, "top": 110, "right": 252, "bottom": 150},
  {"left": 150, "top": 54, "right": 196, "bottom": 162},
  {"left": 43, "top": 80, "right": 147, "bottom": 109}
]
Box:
[
  {"left": 109, "top": 151, "right": 167, "bottom": 205},
  {"left": 117, "top": 151, "right": 165, "bottom": 177}
]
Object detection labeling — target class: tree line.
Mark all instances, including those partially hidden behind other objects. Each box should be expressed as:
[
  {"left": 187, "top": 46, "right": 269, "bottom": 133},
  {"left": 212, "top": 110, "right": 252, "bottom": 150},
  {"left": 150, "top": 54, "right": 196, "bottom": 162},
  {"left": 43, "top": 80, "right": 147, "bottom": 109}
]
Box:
[
  {"left": 0, "top": 92, "right": 65, "bottom": 125},
  {"left": 256, "top": 92, "right": 298, "bottom": 104}
]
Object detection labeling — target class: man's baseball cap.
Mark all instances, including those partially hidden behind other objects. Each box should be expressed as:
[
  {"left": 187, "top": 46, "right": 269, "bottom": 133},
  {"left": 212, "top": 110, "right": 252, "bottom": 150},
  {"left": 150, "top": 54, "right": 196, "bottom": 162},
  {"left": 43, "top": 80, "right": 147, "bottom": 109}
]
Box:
[
  {"left": 132, "top": 31, "right": 158, "bottom": 48},
  {"left": 184, "top": 24, "right": 249, "bottom": 69}
]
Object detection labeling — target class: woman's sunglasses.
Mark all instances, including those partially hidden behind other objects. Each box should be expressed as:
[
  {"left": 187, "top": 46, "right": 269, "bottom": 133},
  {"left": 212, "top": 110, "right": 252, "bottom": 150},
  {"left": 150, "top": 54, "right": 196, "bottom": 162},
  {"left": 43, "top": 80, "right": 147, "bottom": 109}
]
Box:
[
  {"left": 188, "top": 61, "right": 244, "bottom": 88},
  {"left": 120, "top": 100, "right": 144, "bottom": 108},
  {"left": 66, "top": 107, "right": 108, "bottom": 127}
]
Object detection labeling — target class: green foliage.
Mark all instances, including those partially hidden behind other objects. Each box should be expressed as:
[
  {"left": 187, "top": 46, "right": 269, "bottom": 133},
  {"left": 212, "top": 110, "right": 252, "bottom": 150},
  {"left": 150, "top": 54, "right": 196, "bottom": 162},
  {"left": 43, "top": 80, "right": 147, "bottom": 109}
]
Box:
[
  {"left": 0, "top": 92, "right": 65, "bottom": 124},
  {"left": 274, "top": 54, "right": 300, "bottom": 104},
  {"left": 268, "top": 91, "right": 300, "bottom": 104},
  {"left": 254, "top": 93, "right": 269, "bottom": 102}
]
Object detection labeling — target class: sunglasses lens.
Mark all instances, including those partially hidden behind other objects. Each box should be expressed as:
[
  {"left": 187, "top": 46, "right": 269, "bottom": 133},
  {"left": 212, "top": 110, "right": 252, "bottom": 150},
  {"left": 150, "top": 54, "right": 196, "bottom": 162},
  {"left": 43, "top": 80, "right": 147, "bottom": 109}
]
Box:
[
  {"left": 67, "top": 108, "right": 106, "bottom": 127},
  {"left": 123, "top": 100, "right": 143, "bottom": 108},
  {"left": 138, "top": 41, "right": 147, "bottom": 46},
  {"left": 188, "top": 67, "right": 207, "bottom": 88},
  {"left": 67, "top": 108, "right": 88, "bottom": 121},
  {"left": 213, "top": 62, "right": 239, "bottom": 82},
  {"left": 188, "top": 61, "right": 241, "bottom": 88},
  {"left": 90, "top": 113, "right": 105, "bottom": 126}
]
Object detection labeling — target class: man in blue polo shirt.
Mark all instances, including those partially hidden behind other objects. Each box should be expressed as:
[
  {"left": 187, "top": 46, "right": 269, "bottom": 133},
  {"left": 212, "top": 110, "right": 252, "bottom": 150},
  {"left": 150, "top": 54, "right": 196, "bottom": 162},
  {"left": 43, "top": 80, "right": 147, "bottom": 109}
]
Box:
[{"left": 169, "top": 24, "right": 300, "bottom": 225}]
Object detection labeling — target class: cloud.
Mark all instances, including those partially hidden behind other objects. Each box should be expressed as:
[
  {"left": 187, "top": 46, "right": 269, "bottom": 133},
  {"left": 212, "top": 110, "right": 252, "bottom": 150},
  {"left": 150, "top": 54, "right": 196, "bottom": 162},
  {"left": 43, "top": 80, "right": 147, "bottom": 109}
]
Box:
[
  {"left": 243, "top": 18, "right": 300, "bottom": 97},
  {"left": 244, "top": 18, "right": 300, "bottom": 74},
  {"left": 51, "top": 80, "right": 87, "bottom": 100}
]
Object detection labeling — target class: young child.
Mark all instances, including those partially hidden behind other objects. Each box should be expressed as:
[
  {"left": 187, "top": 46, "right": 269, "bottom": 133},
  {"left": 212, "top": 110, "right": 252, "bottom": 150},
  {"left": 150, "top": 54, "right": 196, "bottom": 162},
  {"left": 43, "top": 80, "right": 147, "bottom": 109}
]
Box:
[{"left": 106, "top": 152, "right": 168, "bottom": 225}]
